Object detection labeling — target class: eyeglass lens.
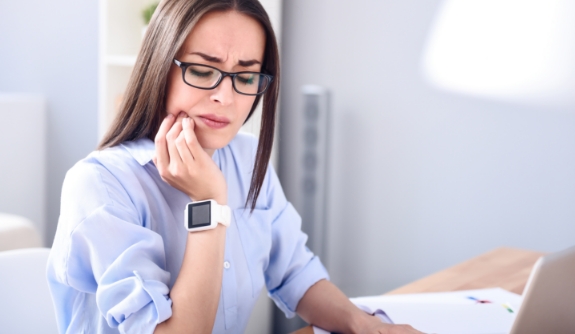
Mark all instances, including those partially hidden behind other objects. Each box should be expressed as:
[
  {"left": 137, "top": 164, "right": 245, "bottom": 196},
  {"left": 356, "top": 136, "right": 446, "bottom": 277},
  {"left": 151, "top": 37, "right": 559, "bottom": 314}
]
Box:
[{"left": 184, "top": 64, "right": 270, "bottom": 95}]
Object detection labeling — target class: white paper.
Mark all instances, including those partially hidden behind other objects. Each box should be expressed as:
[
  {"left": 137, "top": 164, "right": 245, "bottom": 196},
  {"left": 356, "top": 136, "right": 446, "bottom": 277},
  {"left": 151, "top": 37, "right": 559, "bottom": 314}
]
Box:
[
  {"left": 313, "top": 288, "right": 521, "bottom": 334},
  {"left": 351, "top": 287, "right": 522, "bottom": 307},
  {"left": 362, "top": 302, "right": 514, "bottom": 334}
]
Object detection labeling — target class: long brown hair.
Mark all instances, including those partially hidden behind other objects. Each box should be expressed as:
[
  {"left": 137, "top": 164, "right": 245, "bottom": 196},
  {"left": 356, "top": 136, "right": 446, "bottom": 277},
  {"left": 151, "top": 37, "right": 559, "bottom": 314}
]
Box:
[{"left": 99, "top": 0, "right": 280, "bottom": 211}]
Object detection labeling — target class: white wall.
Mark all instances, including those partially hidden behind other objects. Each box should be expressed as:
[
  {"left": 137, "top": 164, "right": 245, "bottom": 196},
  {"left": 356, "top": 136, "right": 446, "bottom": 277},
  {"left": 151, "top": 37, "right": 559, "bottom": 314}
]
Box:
[
  {"left": 0, "top": 1, "right": 99, "bottom": 245},
  {"left": 0, "top": 95, "right": 46, "bottom": 240},
  {"left": 280, "top": 0, "right": 575, "bottom": 298}
]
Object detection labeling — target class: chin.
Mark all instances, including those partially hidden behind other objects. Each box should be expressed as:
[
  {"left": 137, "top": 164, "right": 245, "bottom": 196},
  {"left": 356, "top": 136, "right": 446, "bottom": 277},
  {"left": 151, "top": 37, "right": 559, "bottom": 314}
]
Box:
[{"left": 195, "top": 130, "right": 235, "bottom": 151}]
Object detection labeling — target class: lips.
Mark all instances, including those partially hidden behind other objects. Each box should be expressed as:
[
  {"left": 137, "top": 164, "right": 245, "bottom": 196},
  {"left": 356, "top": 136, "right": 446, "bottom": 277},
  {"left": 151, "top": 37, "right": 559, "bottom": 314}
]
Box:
[{"left": 198, "top": 114, "right": 230, "bottom": 129}]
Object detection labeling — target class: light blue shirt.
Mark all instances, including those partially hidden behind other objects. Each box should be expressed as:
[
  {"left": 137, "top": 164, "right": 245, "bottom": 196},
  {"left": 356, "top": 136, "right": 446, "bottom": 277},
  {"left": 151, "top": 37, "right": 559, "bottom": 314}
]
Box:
[{"left": 47, "top": 133, "right": 329, "bottom": 334}]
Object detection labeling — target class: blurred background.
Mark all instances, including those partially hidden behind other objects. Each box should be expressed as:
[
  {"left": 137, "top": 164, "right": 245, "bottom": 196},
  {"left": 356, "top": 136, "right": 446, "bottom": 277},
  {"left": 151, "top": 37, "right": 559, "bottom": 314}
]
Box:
[{"left": 1, "top": 0, "right": 575, "bottom": 333}]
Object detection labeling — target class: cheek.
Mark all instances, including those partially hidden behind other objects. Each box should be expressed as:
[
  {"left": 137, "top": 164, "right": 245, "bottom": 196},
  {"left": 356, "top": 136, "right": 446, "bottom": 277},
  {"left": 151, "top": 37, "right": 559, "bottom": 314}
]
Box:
[
  {"left": 238, "top": 97, "right": 257, "bottom": 122},
  {"left": 166, "top": 69, "right": 198, "bottom": 114},
  {"left": 166, "top": 83, "right": 202, "bottom": 115}
]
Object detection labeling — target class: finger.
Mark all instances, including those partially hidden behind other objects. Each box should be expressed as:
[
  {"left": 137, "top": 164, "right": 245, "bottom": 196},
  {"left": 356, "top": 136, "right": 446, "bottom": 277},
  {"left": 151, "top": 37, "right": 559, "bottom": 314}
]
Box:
[
  {"left": 166, "top": 113, "right": 186, "bottom": 165},
  {"left": 155, "top": 114, "right": 176, "bottom": 169},
  {"left": 182, "top": 117, "right": 205, "bottom": 159},
  {"left": 175, "top": 125, "right": 195, "bottom": 164}
]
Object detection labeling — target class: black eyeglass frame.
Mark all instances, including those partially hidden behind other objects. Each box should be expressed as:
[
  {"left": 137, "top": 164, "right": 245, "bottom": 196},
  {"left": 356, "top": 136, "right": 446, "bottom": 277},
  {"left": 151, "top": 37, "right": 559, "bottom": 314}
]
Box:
[{"left": 173, "top": 59, "right": 274, "bottom": 96}]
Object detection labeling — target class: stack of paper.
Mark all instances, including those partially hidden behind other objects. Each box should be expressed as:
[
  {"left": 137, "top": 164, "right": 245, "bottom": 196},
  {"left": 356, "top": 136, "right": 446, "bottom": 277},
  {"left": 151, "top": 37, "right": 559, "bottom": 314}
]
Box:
[{"left": 313, "top": 288, "right": 522, "bottom": 334}]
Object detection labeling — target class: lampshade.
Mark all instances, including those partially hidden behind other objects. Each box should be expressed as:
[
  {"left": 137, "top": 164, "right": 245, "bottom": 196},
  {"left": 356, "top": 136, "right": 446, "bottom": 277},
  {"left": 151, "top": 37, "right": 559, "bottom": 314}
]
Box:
[{"left": 422, "top": 0, "right": 575, "bottom": 107}]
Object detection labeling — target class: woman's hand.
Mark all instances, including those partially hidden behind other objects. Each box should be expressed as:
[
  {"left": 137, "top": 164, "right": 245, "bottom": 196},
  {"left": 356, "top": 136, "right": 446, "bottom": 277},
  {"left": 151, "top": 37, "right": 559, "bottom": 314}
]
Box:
[
  {"left": 356, "top": 313, "right": 425, "bottom": 334},
  {"left": 154, "top": 112, "right": 228, "bottom": 204},
  {"left": 297, "top": 280, "right": 426, "bottom": 334}
]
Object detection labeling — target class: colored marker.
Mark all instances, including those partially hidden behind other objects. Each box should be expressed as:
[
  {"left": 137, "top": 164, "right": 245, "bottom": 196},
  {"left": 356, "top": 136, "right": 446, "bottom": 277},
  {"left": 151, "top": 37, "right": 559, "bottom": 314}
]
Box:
[
  {"left": 502, "top": 302, "right": 515, "bottom": 313},
  {"left": 467, "top": 296, "right": 492, "bottom": 304}
]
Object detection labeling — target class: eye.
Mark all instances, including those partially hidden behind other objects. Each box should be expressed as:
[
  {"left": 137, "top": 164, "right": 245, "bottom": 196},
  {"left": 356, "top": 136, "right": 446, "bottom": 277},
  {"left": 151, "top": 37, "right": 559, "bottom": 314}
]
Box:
[
  {"left": 236, "top": 73, "right": 257, "bottom": 85},
  {"left": 189, "top": 68, "right": 214, "bottom": 78}
]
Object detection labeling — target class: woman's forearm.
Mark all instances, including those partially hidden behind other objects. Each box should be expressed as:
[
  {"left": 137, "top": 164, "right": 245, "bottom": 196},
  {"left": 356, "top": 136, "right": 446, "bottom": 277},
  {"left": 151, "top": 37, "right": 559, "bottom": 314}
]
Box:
[
  {"left": 296, "top": 280, "right": 423, "bottom": 334},
  {"left": 296, "top": 279, "right": 372, "bottom": 333},
  {"left": 154, "top": 224, "right": 227, "bottom": 333}
]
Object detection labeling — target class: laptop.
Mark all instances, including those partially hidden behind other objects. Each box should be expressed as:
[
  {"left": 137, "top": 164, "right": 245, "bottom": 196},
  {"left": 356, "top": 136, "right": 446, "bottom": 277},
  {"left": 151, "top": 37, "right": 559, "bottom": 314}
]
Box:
[{"left": 509, "top": 244, "right": 575, "bottom": 334}]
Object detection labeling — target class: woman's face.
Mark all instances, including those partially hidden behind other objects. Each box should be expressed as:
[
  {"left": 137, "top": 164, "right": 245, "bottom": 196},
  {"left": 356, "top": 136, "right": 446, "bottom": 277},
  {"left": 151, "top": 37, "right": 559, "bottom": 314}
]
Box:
[{"left": 166, "top": 10, "right": 266, "bottom": 154}]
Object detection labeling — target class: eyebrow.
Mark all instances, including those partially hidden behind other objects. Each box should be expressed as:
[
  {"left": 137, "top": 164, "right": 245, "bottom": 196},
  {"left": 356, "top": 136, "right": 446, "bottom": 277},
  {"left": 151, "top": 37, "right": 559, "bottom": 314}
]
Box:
[{"left": 189, "top": 51, "right": 261, "bottom": 67}]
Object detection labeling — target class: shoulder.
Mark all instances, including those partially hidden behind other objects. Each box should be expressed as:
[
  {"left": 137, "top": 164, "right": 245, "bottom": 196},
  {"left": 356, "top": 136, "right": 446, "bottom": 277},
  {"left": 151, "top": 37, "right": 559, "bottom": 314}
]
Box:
[
  {"left": 67, "top": 138, "right": 152, "bottom": 192},
  {"left": 62, "top": 153, "right": 115, "bottom": 212},
  {"left": 63, "top": 144, "right": 138, "bottom": 201},
  {"left": 60, "top": 144, "right": 143, "bottom": 230}
]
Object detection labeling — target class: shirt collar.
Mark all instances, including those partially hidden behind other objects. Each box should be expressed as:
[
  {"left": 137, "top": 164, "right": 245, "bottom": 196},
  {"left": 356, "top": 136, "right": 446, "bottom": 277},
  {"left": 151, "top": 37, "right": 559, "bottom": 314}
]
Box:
[
  {"left": 121, "top": 138, "right": 155, "bottom": 166},
  {"left": 121, "top": 137, "right": 223, "bottom": 167}
]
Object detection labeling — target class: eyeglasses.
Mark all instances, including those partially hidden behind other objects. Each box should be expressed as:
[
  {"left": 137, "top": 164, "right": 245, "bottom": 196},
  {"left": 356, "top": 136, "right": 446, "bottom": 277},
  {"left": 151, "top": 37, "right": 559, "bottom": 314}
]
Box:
[{"left": 173, "top": 59, "right": 274, "bottom": 96}]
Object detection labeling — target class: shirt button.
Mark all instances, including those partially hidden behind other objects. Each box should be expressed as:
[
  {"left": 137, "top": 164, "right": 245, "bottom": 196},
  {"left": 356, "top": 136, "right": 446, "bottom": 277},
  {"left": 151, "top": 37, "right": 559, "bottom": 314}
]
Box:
[{"left": 223, "top": 261, "right": 231, "bottom": 269}]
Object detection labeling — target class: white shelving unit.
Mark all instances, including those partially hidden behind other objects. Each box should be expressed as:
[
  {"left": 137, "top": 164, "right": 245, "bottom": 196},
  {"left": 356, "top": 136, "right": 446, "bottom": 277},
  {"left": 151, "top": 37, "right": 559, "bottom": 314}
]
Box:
[{"left": 98, "top": 0, "right": 150, "bottom": 139}]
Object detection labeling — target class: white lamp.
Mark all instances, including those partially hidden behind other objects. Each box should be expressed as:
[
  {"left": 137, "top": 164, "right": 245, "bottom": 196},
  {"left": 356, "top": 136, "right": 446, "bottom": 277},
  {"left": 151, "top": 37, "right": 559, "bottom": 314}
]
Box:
[{"left": 422, "top": 0, "right": 575, "bottom": 107}]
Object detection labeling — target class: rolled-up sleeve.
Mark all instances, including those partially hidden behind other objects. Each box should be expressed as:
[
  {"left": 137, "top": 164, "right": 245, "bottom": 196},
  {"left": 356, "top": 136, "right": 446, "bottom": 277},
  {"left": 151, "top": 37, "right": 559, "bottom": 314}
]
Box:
[
  {"left": 263, "top": 165, "right": 330, "bottom": 318},
  {"left": 66, "top": 206, "right": 172, "bottom": 333},
  {"left": 48, "top": 160, "right": 172, "bottom": 334}
]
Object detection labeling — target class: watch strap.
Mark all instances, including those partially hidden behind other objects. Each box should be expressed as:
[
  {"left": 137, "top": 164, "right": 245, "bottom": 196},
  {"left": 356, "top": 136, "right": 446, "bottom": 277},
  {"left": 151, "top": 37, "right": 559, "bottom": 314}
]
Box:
[{"left": 212, "top": 202, "right": 231, "bottom": 227}]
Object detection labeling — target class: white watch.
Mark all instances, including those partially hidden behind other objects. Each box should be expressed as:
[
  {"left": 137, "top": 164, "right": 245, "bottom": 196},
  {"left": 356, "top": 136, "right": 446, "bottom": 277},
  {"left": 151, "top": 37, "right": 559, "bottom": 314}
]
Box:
[{"left": 184, "top": 200, "right": 231, "bottom": 232}]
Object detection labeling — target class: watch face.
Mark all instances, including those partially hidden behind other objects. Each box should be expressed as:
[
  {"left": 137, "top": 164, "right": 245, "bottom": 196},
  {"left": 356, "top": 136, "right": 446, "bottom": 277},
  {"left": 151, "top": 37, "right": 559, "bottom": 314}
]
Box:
[{"left": 187, "top": 201, "right": 211, "bottom": 229}]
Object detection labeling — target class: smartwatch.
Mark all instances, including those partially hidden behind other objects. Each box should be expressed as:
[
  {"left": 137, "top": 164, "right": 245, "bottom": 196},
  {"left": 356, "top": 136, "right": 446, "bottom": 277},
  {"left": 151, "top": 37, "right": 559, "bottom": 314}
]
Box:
[{"left": 184, "top": 200, "right": 231, "bottom": 232}]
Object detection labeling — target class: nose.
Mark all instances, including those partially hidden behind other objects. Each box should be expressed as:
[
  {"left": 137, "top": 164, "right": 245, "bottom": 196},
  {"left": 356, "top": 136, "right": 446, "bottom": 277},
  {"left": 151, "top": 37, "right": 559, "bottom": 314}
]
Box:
[{"left": 210, "top": 75, "right": 235, "bottom": 106}]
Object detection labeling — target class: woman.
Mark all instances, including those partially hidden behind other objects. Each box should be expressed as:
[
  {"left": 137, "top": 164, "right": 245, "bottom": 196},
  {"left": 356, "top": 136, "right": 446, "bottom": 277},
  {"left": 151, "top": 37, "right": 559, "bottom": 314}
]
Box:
[{"left": 47, "top": 0, "right": 422, "bottom": 333}]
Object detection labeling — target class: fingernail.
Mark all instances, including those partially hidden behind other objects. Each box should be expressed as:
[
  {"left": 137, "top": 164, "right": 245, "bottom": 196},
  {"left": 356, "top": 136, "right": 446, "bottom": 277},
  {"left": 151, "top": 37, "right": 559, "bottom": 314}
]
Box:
[{"left": 166, "top": 114, "right": 174, "bottom": 119}]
